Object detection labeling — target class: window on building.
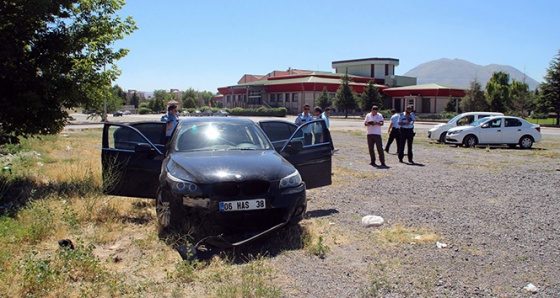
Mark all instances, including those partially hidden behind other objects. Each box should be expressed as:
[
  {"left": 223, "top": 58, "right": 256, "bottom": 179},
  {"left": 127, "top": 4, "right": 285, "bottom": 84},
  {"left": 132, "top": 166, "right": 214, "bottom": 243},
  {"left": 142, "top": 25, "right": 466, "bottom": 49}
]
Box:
[
  {"left": 270, "top": 93, "right": 276, "bottom": 102},
  {"left": 226, "top": 95, "right": 231, "bottom": 103},
  {"left": 292, "top": 93, "right": 298, "bottom": 102},
  {"left": 277, "top": 93, "right": 283, "bottom": 104},
  {"left": 285, "top": 93, "right": 290, "bottom": 103},
  {"left": 249, "top": 90, "right": 261, "bottom": 105}
]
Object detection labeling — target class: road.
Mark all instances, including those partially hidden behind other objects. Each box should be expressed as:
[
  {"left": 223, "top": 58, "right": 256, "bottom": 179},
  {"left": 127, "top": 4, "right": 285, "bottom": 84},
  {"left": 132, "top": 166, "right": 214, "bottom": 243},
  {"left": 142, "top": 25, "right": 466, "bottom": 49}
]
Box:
[{"left": 66, "top": 113, "right": 560, "bottom": 137}]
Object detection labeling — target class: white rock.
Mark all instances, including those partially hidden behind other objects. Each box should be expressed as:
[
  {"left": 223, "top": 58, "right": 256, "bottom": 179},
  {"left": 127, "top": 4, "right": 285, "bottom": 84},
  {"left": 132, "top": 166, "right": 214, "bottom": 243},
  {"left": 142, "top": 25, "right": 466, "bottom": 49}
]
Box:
[
  {"left": 361, "top": 215, "right": 384, "bottom": 227},
  {"left": 436, "top": 241, "right": 448, "bottom": 248},
  {"left": 523, "top": 283, "right": 538, "bottom": 293}
]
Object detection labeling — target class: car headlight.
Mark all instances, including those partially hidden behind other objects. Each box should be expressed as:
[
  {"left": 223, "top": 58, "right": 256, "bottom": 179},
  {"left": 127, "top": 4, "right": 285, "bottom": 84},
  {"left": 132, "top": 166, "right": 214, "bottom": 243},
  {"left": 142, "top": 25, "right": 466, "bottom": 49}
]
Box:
[
  {"left": 166, "top": 162, "right": 202, "bottom": 195},
  {"left": 448, "top": 130, "right": 462, "bottom": 135},
  {"left": 279, "top": 170, "right": 302, "bottom": 189}
]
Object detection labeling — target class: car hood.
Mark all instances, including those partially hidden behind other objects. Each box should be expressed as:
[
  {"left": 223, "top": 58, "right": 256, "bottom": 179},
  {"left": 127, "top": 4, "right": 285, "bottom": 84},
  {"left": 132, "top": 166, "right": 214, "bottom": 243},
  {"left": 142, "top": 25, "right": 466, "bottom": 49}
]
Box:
[
  {"left": 448, "top": 125, "right": 476, "bottom": 132},
  {"left": 166, "top": 150, "right": 297, "bottom": 184}
]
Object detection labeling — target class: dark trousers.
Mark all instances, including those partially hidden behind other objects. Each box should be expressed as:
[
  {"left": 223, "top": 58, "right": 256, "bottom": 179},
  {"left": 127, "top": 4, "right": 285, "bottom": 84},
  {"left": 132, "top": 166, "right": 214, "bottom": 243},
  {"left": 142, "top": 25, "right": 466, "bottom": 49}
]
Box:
[
  {"left": 385, "top": 128, "right": 401, "bottom": 153},
  {"left": 398, "top": 128, "right": 414, "bottom": 162},
  {"left": 304, "top": 133, "right": 312, "bottom": 145},
  {"left": 367, "top": 134, "right": 385, "bottom": 164}
]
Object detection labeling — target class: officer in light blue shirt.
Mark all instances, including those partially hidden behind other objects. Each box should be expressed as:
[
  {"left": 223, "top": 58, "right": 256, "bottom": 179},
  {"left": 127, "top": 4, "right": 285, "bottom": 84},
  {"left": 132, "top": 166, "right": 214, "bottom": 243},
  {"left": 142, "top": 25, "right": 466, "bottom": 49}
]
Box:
[
  {"left": 385, "top": 109, "right": 401, "bottom": 154},
  {"left": 398, "top": 106, "right": 416, "bottom": 163},
  {"left": 295, "top": 104, "right": 314, "bottom": 145}
]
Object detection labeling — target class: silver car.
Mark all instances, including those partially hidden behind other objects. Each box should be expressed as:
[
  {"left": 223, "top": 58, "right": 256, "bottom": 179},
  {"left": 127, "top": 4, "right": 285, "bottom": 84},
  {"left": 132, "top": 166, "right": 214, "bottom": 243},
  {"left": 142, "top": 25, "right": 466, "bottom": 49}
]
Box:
[{"left": 445, "top": 116, "right": 542, "bottom": 149}]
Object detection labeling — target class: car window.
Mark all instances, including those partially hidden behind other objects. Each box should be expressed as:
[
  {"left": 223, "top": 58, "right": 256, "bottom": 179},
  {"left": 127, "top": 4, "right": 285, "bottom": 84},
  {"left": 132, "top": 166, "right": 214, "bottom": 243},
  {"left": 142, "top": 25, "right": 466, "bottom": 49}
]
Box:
[
  {"left": 505, "top": 118, "right": 522, "bottom": 127},
  {"left": 109, "top": 126, "right": 151, "bottom": 150},
  {"left": 260, "top": 121, "right": 301, "bottom": 142},
  {"left": 130, "top": 123, "right": 166, "bottom": 145},
  {"left": 456, "top": 115, "right": 474, "bottom": 126},
  {"left": 489, "top": 118, "right": 502, "bottom": 128},
  {"left": 174, "top": 122, "right": 272, "bottom": 152}
]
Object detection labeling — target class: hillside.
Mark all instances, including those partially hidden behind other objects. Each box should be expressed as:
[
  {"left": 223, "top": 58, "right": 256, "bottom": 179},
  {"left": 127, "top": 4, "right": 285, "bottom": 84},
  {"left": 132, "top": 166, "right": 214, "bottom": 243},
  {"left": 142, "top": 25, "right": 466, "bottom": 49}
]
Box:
[{"left": 403, "top": 58, "right": 540, "bottom": 90}]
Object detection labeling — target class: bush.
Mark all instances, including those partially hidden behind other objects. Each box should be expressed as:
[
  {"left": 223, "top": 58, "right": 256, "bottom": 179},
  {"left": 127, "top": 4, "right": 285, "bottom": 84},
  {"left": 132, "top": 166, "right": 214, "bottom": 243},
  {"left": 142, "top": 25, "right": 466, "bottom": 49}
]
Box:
[
  {"left": 137, "top": 107, "right": 152, "bottom": 115},
  {"left": 531, "top": 113, "right": 549, "bottom": 120}
]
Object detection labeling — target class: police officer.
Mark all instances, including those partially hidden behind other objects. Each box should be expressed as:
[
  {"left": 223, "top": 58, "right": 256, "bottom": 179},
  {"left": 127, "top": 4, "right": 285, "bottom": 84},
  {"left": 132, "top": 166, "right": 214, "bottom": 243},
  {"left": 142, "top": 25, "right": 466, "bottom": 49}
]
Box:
[
  {"left": 295, "top": 104, "right": 314, "bottom": 145},
  {"left": 385, "top": 109, "right": 401, "bottom": 154},
  {"left": 398, "top": 106, "right": 416, "bottom": 163}
]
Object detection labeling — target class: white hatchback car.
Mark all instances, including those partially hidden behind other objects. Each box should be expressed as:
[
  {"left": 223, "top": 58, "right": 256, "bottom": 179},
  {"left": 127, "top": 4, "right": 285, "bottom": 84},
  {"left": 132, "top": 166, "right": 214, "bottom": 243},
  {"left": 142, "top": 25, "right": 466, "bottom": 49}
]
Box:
[
  {"left": 428, "top": 112, "right": 504, "bottom": 143},
  {"left": 445, "top": 116, "right": 542, "bottom": 149}
]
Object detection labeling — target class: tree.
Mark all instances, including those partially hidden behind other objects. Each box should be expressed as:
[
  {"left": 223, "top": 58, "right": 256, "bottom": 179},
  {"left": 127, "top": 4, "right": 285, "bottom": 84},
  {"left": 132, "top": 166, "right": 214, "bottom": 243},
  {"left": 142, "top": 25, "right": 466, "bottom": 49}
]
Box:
[
  {"left": 182, "top": 88, "right": 198, "bottom": 108},
  {"left": 315, "top": 87, "right": 332, "bottom": 109},
  {"left": 444, "top": 98, "right": 461, "bottom": 113},
  {"left": 130, "top": 92, "right": 140, "bottom": 109},
  {"left": 333, "top": 71, "right": 358, "bottom": 118},
  {"left": 150, "top": 90, "right": 167, "bottom": 112},
  {"left": 112, "top": 85, "right": 127, "bottom": 105},
  {"left": 0, "top": 0, "right": 137, "bottom": 143},
  {"left": 538, "top": 49, "right": 560, "bottom": 125},
  {"left": 485, "top": 71, "right": 511, "bottom": 113},
  {"left": 359, "top": 80, "right": 382, "bottom": 111},
  {"left": 510, "top": 77, "right": 535, "bottom": 117},
  {"left": 460, "top": 80, "right": 489, "bottom": 112}
]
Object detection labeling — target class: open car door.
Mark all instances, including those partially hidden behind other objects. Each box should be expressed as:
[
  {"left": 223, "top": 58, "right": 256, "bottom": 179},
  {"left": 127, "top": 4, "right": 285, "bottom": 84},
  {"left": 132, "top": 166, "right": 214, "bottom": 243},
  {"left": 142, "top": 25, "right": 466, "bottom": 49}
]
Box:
[
  {"left": 101, "top": 122, "right": 167, "bottom": 198},
  {"left": 259, "top": 120, "right": 333, "bottom": 189}
]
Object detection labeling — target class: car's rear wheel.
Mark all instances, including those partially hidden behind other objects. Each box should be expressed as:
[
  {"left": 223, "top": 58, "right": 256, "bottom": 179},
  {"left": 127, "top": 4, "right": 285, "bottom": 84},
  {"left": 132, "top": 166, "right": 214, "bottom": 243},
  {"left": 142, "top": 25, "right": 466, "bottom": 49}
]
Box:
[
  {"left": 519, "top": 136, "right": 534, "bottom": 149},
  {"left": 439, "top": 132, "right": 447, "bottom": 143},
  {"left": 463, "top": 135, "right": 478, "bottom": 148},
  {"left": 156, "top": 188, "right": 185, "bottom": 230}
]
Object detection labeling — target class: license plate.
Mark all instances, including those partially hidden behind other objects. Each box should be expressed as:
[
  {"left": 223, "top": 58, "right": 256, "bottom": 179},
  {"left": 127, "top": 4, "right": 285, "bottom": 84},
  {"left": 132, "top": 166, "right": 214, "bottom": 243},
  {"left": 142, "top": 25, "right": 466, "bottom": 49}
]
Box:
[{"left": 219, "top": 199, "right": 266, "bottom": 212}]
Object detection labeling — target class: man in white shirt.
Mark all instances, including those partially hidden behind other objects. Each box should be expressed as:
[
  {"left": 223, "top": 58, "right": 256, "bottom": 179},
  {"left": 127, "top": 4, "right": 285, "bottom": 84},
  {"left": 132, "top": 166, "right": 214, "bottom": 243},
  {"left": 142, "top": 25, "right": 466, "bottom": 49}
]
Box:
[{"left": 364, "top": 105, "right": 385, "bottom": 167}]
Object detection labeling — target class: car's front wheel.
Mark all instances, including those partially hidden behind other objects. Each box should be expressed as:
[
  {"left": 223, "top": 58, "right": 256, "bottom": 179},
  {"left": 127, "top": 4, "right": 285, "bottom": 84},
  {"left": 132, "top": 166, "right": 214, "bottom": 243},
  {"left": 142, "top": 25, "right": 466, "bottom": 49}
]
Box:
[
  {"left": 439, "top": 132, "right": 447, "bottom": 143},
  {"left": 463, "top": 135, "right": 478, "bottom": 148},
  {"left": 156, "top": 188, "right": 185, "bottom": 230},
  {"left": 519, "top": 136, "right": 534, "bottom": 149}
]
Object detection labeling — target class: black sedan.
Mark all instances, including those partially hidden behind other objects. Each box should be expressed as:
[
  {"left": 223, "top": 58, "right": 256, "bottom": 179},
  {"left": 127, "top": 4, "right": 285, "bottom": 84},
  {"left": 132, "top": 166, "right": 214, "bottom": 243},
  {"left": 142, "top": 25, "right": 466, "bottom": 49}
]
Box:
[{"left": 101, "top": 117, "right": 333, "bottom": 247}]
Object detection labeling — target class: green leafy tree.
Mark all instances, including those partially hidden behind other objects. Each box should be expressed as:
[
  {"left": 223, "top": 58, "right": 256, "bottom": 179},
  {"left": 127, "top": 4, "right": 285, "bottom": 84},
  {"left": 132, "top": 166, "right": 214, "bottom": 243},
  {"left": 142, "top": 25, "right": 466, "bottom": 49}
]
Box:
[
  {"left": 510, "top": 78, "right": 535, "bottom": 117},
  {"left": 360, "top": 80, "right": 382, "bottom": 111},
  {"left": 333, "top": 71, "right": 358, "bottom": 118},
  {"left": 129, "top": 92, "right": 140, "bottom": 109},
  {"left": 460, "top": 80, "right": 489, "bottom": 112},
  {"left": 150, "top": 90, "right": 167, "bottom": 112},
  {"left": 0, "top": 0, "right": 136, "bottom": 143},
  {"left": 112, "top": 85, "right": 127, "bottom": 105},
  {"left": 315, "top": 87, "right": 332, "bottom": 109},
  {"left": 444, "top": 98, "right": 461, "bottom": 113},
  {"left": 485, "top": 71, "right": 511, "bottom": 113},
  {"left": 538, "top": 49, "right": 560, "bottom": 124},
  {"left": 182, "top": 88, "right": 198, "bottom": 108}
]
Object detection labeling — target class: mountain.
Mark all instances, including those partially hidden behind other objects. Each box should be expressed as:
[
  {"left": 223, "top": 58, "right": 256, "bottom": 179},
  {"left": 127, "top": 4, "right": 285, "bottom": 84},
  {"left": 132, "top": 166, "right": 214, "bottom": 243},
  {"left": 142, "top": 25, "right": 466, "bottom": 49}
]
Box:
[{"left": 403, "top": 58, "right": 540, "bottom": 90}]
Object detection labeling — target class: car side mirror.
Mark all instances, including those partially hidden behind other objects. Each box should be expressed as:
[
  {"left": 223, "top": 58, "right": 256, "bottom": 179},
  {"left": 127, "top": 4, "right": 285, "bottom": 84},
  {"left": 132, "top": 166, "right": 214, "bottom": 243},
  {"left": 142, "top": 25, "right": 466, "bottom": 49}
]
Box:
[
  {"left": 135, "top": 143, "right": 152, "bottom": 153},
  {"left": 285, "top": 139, "right": 304, "bottom": 154}
]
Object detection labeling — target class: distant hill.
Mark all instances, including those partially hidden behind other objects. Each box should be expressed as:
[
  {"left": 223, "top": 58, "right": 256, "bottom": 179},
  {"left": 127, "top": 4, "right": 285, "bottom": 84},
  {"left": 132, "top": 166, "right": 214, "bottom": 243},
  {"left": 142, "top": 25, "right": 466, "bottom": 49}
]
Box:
[{"left": 403, "top": 58, "right": 540, "bottom": 90}]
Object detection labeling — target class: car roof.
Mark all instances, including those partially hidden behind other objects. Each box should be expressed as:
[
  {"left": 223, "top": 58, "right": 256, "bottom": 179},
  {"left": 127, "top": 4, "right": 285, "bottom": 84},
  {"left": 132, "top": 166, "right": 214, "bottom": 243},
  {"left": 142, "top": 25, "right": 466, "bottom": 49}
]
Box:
[
  {"left": 457, "top": 111, "right": 504, "bottom": 116},
  {"left": 179, "top": 116, "right": 253, "bottom": 125}
]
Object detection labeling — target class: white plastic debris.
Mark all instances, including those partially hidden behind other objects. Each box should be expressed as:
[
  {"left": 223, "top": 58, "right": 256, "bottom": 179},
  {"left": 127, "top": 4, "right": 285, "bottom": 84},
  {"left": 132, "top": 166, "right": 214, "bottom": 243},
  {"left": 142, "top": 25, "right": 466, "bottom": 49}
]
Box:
[
  {"left": 436, "top": 241, "right": 448, "bottom": 248},
  {"left": 523, "top": 283, "right": 538, "bottom": 293},
  {"left": 361, "top": 215, "right": 384, "bottom": 227}
]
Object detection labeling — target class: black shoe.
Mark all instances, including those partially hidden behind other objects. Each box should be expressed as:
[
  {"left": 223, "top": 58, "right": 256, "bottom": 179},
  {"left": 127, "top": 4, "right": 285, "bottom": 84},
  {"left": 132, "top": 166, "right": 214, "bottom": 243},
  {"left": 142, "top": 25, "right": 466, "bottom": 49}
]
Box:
[
  {"left": 381, "top": 163, "right": 387, "bottom": 167},
  {"left": 409, "top": 160, "right": 414, "bottom": 164},
  {"left": 399, "top": 159, "right": 404, "bottom": 163},
  {"left": 370, "top": 162, "right": 377, "bottom": 166},
  {"left": 384, "top": 149, "right": 389, "bottom": 153}
]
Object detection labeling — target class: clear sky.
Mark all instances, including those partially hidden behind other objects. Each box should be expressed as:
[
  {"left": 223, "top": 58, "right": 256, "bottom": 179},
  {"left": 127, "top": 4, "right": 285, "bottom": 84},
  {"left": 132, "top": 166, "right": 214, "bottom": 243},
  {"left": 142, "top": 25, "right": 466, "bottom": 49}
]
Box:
[{"left": 113, "top": 0, "right": 559, "bottom": 93}]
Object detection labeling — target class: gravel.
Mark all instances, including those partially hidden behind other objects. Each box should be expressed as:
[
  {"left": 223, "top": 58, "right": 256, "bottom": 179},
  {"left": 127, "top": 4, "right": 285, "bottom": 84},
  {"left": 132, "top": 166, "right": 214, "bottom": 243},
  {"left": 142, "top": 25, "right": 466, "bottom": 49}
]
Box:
[{"left": 268, "top": 128, "right": 560, "bottom": 297}]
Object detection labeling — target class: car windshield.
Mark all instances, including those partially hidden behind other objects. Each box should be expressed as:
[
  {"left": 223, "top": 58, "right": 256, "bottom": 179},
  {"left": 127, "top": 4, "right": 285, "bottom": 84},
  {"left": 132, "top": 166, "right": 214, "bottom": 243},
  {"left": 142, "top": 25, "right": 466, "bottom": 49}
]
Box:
[
  {"left": 446, "top": 114, "right": 464, "bottom": 124},
  {"left": 470, "top": 117, "right": 491, "bottom": 127},
  {"left": 173, "top": 121, "right": 273, "bottom": 152}
]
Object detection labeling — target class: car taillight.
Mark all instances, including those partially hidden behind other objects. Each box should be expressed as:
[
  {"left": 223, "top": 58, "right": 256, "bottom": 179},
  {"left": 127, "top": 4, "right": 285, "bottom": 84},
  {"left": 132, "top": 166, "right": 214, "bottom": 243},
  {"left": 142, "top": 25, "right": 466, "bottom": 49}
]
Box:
[{"left": 535, "top": 127, "right": 541, "bottom": 133}]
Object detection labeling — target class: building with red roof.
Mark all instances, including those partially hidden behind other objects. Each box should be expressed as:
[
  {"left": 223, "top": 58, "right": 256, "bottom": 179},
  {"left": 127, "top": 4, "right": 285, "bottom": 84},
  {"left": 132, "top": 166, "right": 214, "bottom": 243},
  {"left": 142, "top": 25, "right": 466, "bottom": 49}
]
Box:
[{"left": 217, "top": 58, "right": 466, "bottom": 114}]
